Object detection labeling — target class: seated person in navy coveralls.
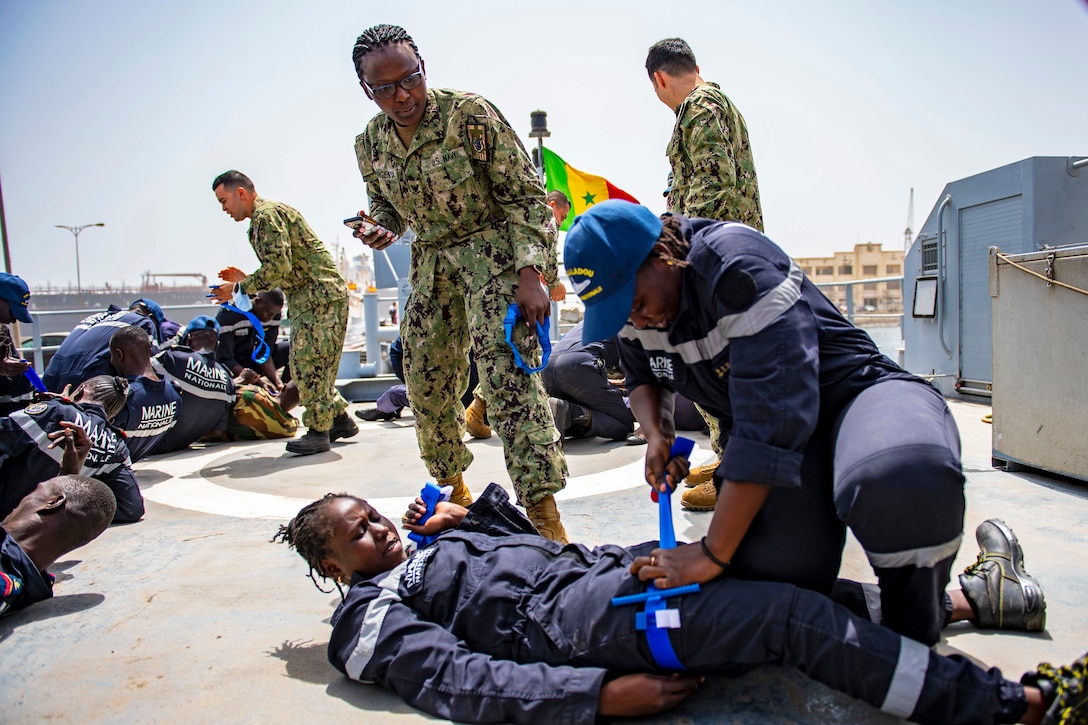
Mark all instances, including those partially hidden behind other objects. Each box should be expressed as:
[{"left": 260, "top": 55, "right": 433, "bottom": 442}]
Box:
[
  {"left": 107, "top": 326, "right": 182, "bottom": 461},
  {"left": 129, "top": 298, "right": 180, "bottom": 345},
  {"left": 151, "top": 315, "right": 237, "bottom": 453},
  {"left": 275, "top": 485, "right": 1085, "bottom": 725},
  {"left": 541, "top": 320, "right": 636, "bottom": 442},
  {"left": 563, "top": 201, "right": 1045, "bottom": 647},
  {"left": 43, "top": 307, "right": 159, "bottom": 393},
  {"left": 1, "top": 475, "right": 115, "bottom": 617},
  {"left": 215, "top": 289, "right": 290, "bottom": 388},
  {"left": 0, "top": 375, "right": 143, "bottom": 524}
]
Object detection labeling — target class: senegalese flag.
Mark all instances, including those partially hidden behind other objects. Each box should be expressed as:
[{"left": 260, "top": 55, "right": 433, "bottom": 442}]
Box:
[{"left": 541, "top": 147, "right": 639, "bottom": 231}]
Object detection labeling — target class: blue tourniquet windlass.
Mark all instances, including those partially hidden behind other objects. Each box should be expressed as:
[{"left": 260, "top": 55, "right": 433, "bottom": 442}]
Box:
[{"left": 611, "top": 437, "right": 699, "bottom": 670}]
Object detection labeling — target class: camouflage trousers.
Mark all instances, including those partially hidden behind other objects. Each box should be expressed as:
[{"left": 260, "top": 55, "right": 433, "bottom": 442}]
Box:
[
  {"left": 402, "top": 251, "right": 567, "bottom": 506},
  {"left": 288, "top": 295, "right": 349, "bottom": 431},
  {"left": 694, "top": 402, "right": 724, "bottom": 457}
]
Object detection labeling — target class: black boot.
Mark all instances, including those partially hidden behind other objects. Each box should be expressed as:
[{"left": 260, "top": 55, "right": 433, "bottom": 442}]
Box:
[
  {"left": 329, "top": 412, "right": 359, "bottom": 442},
  {"left": 286, "top": 429, "right": 331, "bottom": 455},
  {"left": 354, "top": 407, "right": 400, "bottom": 422}
]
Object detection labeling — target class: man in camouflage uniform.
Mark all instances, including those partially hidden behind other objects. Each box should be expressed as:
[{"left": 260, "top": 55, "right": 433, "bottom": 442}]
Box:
[
  {"left": 646, "top": 37, "right": 764, "bottom": 510},
  {"left": 348, "top": 24, "right": 569, "bottom": 542},
  {"left": 210, "top": 170, "right": 357, "bottom": 455}
]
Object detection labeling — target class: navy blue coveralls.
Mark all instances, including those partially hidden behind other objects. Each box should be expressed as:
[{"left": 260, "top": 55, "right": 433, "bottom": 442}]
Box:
[
  {"left": 111, "top": 375, "right": 183, "bottom": 461},
  {"left": 0, "top": 527, "right": 54, "bottom": 617},
  {"left": 617, "top": 217, "right": 965, "bottom": 646},
  {"left": 541, "top": 321, "right": 635, "bottom": 441},
  {"left": 0, "top": 399, "right": 143, "bottom": 523},
  {"left": 214, "top": 307, "right": 289, "bottom": 377},
  {"left": 327, "top": 484, "right": 1024, "bottom": 725},
  {"left": 150, "top": 347, "right": 236, "bottom": 453},
  {"left": 42, "top": 310, "right": 158, "bottom": 393}
]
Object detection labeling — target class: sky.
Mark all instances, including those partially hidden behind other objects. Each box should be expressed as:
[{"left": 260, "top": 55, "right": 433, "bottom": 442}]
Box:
[{"left": 1, "top": 0, "right": 1085, "bottom": 292}]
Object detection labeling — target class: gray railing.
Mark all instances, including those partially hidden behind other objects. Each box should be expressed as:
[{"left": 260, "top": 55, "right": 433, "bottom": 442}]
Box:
[{"left": 813, "top": 275, "right": 904, "bottom": 325}]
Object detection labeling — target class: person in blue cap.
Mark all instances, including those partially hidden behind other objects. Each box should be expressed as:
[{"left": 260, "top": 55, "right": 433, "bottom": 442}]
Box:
[
  {"left": 150, "top": 315, "right": 236, "bottom": 453},
  {"left": 563, "top": 200, "right": 1045, "bottom": 648},
  {"left": 129, "top": 298, "right": 180, "bottom": 343},
  {"left": 0, "top": 273, "right": 36, "bottom": 415}
]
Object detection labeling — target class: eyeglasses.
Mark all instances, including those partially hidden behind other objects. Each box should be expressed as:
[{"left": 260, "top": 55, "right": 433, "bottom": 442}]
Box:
[{"left": 362, "top": 61, "right": 424, "bottom": 100}]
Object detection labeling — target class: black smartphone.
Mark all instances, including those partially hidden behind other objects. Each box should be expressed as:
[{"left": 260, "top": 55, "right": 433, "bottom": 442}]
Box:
[{"left": 344, "top": 213, "right": 387, "bottom": 236}]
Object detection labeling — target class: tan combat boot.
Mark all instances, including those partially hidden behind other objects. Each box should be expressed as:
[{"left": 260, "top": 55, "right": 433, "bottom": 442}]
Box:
[
  {"left": 465, "top": 396, "right": 492, "bottom": 439},
  {"left": 684, "top": 459, "right": 721, "bottom": 487},
  {"left": 681, "top": 480, "right": 718, "bottom": 511},
  {"left": 437, "top": 472, "right": 474, "bottom": 507},
  {"left": 525, "top": 495, "right": 569, "bottom": 544}
]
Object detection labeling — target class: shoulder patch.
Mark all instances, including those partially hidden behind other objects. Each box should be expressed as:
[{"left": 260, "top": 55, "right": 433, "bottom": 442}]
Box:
[
  {"left": 23, "top": 402, "right": 48, "bottom": 415},
  {"left": 717, "top": 268, "right": 758, "bottom": 311},
  {"left": 464, "top": 117, "right": 489, "bottom": 162}
]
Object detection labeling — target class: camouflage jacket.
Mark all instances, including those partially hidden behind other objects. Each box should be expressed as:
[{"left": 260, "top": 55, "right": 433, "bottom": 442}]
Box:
[
  {"left": 666, "top": 82, "right": 764, "bottom": 231},
  {"left": 242, "top": 197, "right": 347, "bottom": 309},
  {"left": 355, "top": 88, "right": 558, "bottom": 294}
]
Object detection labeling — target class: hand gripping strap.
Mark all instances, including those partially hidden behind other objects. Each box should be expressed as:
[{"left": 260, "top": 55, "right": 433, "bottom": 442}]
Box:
[
  {"left": 613, "top": 437, "right": 699, "bottom": 671},
  {"left": 222, "top": 303, "right": 271, "bottom": 365},
  {"left": 502, "top": 303, "right": 551, "bottom": 374}
]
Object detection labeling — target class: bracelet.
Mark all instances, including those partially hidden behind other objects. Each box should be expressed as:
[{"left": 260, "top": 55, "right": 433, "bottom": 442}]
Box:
[{"left": 699, "top": 537, "right": 730, "bottom": 570}]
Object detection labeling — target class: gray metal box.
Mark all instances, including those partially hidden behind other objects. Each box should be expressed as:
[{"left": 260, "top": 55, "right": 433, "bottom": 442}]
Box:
[{"left": 990, "top": 244, "right": 1088, "bottom": 482}]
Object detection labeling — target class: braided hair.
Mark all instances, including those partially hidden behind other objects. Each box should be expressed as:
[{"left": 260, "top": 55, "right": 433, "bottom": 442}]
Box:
[
  {"left": 352, "top": 24, "right": 420, "bottom": 83},
  {"left": 652, "top": 213, "right": 692, "bottom": 268},
  {"left": 73, "top": 375, "right": 131, "bottom": 421},
  {"left": 272, "top": 493, "right": 366, "bottom": 596}
]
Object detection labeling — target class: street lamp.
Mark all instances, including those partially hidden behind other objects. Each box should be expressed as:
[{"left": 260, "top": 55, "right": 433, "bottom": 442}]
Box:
[
  {"left": 528, "top": 110, "right": 550, "bottom": 185},
  {"left": 55, "top": 222, "right": 105, "bottom": 304}
]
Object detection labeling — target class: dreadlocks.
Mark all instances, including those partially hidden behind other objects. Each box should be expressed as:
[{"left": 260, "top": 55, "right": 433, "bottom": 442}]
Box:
[
  {"left": 652, "top": 213, "right": 692, "bottom": 268},
  {"left": 272, "top": 492, "right": 365, "bottom": 596},
  {"left": 352, "top": 24, "right": 421, "bottom": 82}
]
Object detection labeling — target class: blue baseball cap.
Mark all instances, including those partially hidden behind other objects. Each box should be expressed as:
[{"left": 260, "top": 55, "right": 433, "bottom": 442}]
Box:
[
  {"left": 130, "top": 298, "right": 165, "bottom": 325},
  {"left": 0, "top": 273, "right": 34, "bottom": 324},
  {"left": 563, "top": 200, "right": 661, "bottom": 344},
  {"left": 184, "top": 315, "right": 220, "bottom": 340}
]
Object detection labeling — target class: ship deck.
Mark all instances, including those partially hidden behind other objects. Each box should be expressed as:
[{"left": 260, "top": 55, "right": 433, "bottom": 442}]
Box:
[{"left": 2, "top": 397, "right": 1087, "bottom": 723}]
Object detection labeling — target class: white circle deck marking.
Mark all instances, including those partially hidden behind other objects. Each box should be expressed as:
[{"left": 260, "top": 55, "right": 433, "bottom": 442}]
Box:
[{"left": 139, "top": 441, "right": 708, "bottom": 520}]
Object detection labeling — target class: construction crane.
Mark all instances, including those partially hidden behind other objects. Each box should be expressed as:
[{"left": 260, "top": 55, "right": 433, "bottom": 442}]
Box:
[{"left": 903, "top": 188, "right": 914, "bottom": 251}]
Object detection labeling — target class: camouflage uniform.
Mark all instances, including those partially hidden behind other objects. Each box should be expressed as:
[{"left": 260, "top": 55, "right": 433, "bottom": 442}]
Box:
[
  {"left": 667, "top": 82, "right": 764, "bottom": 455},
  {"left": 240, "top": 197, "right": 349, "bottom": 432},
  {"left": 355, "top": 88, "right": 566, "bottom": 506},
  {"left": 667, "top": 82, "right": 763, "bottom": 231}
]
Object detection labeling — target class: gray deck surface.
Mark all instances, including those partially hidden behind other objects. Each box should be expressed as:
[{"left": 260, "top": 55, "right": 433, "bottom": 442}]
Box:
[{"left": 2, "top": 397, "right": 1086, "bottom": 723}]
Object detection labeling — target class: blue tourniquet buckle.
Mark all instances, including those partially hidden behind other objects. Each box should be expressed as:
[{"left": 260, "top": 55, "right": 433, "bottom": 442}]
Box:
[
  {"left": 503, "top": 303, "right": 551, "bottom": 374},
  {"left": 611, "top": 436, "right": 699, "bottom": 671}
]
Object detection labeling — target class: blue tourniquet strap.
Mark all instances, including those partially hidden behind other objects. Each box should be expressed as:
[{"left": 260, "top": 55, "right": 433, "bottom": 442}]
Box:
[
  {"left": 223, "top": 303, "right": 270, "bottom": 365},
  {"left": 612, "top": 436, "right": 699, "bottom": 671},
  {"left": 502, "top": 303, "right": 551, "bottom": 374},
  {"left": 21, "top": 362, "right": 46, "bottom": 392}
]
